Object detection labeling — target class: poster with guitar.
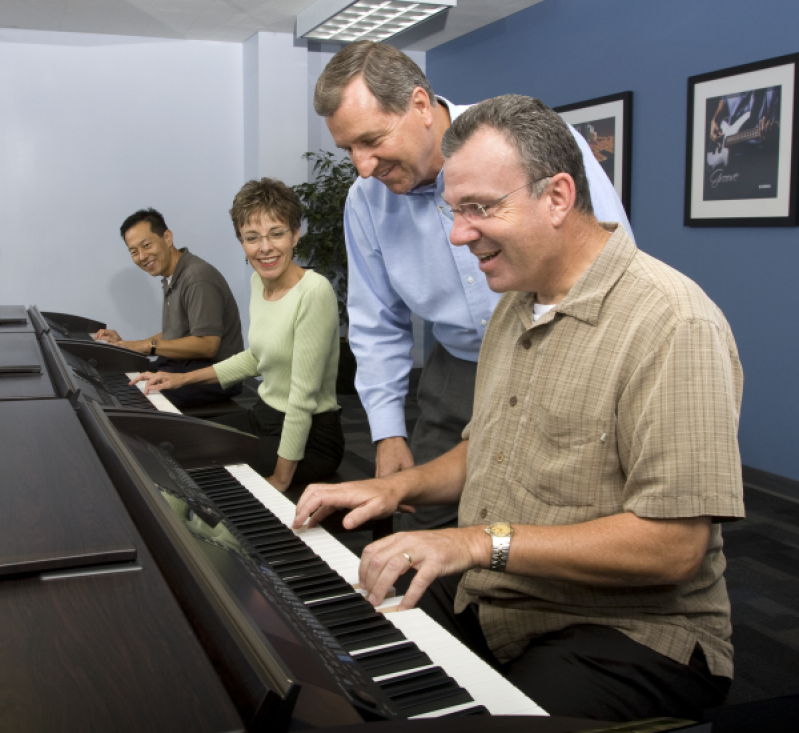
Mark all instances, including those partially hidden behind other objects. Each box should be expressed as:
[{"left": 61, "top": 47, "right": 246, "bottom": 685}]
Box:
[
  {"left": 555, "top": 92, "right": 632, "bottom": 217},
  {"left": 686, "top": 53, "right": 798, "bottom": 226},
  {"left": 704, "top": 85, "right": 781, "bottom": 201}
]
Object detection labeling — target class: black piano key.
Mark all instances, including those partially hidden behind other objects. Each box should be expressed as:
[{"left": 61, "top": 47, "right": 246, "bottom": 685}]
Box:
[
  {"left": 284, "top": 572, "right": 348, "bottom": 593},
  {"left": 379, "top": 669, "right": 474, "bottom": 716},
  {"left": 248, "top": 535, "right": 304, "bottom": 552},
  {"left": 101, "top": 375, "right": 158, "bottom": 410},
  {"left": 236, "top": 523, "right": 293, "bottom": 539},
  {"left": 225, "top": 515, "right": 284, "bottom": 530},
  {"left": 278, "top": 565, "right": 341, "bottom": 584},
  {"left": 266, "top": 549, "right": 322, "bottom": 567},
  {"left": 319, "top": 611, "right": 390, "bottom": 632},
  {"left": 196, "top": 480, "right": 241, "bottom": 492},
  {"left": 211, "top": 496, "right": 264, "bottom": 510},
  {"left": 380, "top": 668, "right": 450, "bottom": 696},
  {"left": 270, "top": 557, "right": 340, "bottom": 577},
  {"left": 336, "top": 622, "right": 406, "bottom": 651},
  {"left": 262, "top": 546, "right": 318, "bottom": 563},
  {"left": 202, "top": 483, "right": 255, "bottom": 496},
  {"left": 313, "top": 602, "right": 377, "bottom": 626},
  {"left": 441, "top": 706, "right": 490, "bottom": 716},
  {"left": 397, "top": 688, "right": 476, "bottom": 717},
  {"left": 288, "top": 581, "right": 351, "bottom": 600},
  {"left": 287, "top": 575, "right": 353, "bottom": 595},
  {"left": 274, "top": 560, "right": 332, "bottom": 581},
  {"left": 353, "top": 642, "right": 432, "bottom": 677}
]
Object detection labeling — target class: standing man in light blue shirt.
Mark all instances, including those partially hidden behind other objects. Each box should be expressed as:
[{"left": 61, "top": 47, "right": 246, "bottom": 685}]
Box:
[{"left": 314, "top": 42, "right": 632, "bottom": 531}]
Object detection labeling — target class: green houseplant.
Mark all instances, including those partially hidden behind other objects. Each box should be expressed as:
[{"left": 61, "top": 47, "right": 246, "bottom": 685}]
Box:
[
  {"left": 292, "top": 150, "right": 358, "bottom": 392},
  {"left": 293, "top": 151, "right": 357, "bottom": 324}
]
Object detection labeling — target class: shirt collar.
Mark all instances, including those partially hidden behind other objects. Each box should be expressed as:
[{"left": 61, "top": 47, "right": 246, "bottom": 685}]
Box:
[
  {"left": 162, "top": 247, "right": 190, "bottom": 292},
  {"left": 513, "top": 223, "right": 635, "bottom": 328},
  {"left": 405, "top": 95, "right": 457, "bottom": 198}
]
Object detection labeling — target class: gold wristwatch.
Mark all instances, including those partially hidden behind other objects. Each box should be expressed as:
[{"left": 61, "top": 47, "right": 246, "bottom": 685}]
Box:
[{"left": 485, "top": 522, "right": 514, "bottom": 571}]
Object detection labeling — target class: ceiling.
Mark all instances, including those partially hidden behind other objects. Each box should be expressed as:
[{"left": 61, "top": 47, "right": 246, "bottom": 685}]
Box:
[{"left": 0, "top": 0, "right": 544, "bottom": 50}]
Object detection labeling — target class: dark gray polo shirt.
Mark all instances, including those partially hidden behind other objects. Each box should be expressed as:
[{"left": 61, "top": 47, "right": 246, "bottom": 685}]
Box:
[{"left": 161, "top": 248, "right": 243, "bottom": 362}]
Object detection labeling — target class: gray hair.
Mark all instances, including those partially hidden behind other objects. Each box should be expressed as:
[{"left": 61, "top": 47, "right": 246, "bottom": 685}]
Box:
[
  {"left": 441, "top": 95, "right": 593, "bottom": 214},
  {"left": 314, "top": 41, "right": 436, "bottom": 117}
]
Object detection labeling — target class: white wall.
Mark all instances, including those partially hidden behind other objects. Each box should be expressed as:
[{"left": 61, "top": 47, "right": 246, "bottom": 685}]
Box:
[
  {"left": 0, "top": 29, "right": 246, "bottom": 339},
  {"left": 0, "top": 28, "right": 428, "bottom": 365}
]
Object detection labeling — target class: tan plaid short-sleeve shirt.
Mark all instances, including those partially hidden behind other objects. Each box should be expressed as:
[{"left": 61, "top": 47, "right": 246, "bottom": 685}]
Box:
[{"left": 455, "top": 224, "right": 745, "bottom": 678}]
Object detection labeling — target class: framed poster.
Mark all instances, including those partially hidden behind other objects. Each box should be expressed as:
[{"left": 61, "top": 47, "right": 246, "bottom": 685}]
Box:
[
  {"left": 685, "top": 52, "right": 799, "bottom": 226},
  {"left": 555, "top": 91, "right": 633, "bottom": 217}
]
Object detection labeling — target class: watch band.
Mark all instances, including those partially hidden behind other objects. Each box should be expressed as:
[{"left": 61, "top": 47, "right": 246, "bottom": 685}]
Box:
[
  {"left": 489, "top": 535, "right": 512, "bottom": 571},
  {"left": 149, "top": 340, "right": 157, "bottom": 356},
  {"left": 485, "top": 522, "right": 514, "bottom": 571}
]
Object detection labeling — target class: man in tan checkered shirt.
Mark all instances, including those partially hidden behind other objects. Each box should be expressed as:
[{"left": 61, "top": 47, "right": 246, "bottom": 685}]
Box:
[{"left": 295, "top": 95, "right": 745, "bottom": 722}]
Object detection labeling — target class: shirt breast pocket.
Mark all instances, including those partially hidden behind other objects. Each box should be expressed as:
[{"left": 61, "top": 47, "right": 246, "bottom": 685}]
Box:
[{"left": 508, "top": 405, "right": 617, "bottom": 508}]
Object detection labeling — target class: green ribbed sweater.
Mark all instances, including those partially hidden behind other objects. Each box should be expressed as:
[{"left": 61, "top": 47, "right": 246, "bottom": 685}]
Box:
[{"left": 213, "top": 270, "right": 340, "bottom": 461}]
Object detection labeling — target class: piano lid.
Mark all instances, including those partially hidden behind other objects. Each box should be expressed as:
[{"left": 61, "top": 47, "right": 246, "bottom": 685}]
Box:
[
  {"left": 0, "top": 305, "right": 30, "bottom": 327},
  {"left": 0, "top": 333, "right": 42, "bottom": 374},
  {"left": 0, "top": 333, "right": 56, "bottom": 401},
  {"left": 0, "top": 399, "right": 137, "bottom": 577}
]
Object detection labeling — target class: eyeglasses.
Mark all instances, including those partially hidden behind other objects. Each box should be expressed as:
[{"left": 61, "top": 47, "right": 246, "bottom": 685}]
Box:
[
  {"left": 438, "top": 176, "right": 553, "bottom": 221},
  {"left": 241, "top": 229, "right": 291, "bottom": 245}
]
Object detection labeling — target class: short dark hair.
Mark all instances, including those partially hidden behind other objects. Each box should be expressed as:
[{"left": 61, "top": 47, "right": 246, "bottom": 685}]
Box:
[
  {"left": 229, "top": 177, "right": 302, "bottom": 238},
  {"left": 119, "top": 208, "right": 169, "bottom": 239},
  {"left": 314, "top": 41, "right": 436, "bottom": 117},
  {"left": 441, "top": 95, "right": 594, "bottom": 215},
  {"left": 120, "top": 208, "right": 169, "bottom": 240}
]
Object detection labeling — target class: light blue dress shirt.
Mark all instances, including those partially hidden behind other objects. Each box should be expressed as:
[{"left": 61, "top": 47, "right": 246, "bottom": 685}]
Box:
[{"left": 344, "top": 98, "right": 633, "bottom": 443}]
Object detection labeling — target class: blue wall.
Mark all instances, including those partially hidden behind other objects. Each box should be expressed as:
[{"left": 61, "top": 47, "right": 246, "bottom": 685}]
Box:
[{"left": 426, "top": 0, "right": 799, "bottom": 481}]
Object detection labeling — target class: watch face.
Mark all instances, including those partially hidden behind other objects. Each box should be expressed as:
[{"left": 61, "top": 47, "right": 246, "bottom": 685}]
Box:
[{"left": 490, "top": 523, "right": 512, "bottom": 537}]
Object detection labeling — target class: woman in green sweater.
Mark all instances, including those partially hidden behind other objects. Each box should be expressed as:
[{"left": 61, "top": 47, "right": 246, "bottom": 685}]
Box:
[{"left": 132, "top": 178, "right": 344, "bottom": 491}]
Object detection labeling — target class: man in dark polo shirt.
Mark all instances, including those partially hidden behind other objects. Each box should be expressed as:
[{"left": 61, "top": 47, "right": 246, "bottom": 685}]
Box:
[{"left": 95, "top": 208, "right": 244, "bottom": 409}]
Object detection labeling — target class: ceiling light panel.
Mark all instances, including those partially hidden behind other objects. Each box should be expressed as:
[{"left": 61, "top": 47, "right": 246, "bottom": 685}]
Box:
[{"left": 296, "top": 0, "right": 456, "bottom": 43}]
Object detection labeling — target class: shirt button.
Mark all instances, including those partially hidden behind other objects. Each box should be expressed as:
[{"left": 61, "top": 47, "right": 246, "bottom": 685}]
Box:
[
  {"left": 509, "top": 396, "right": 517, "bottom": 407},
  {"left": 480, "top": 508, "right": 487, "bottom": 518},
  {"left": 522, "top": 339, "right": 531, "bottom": 349},
  {"left": 481, "top": 319, "right": 487, "bottom": 326},
  {"left": 467, "top": 277, "right": 474, "bottom": 284},
  {"left": 473, "top": 568, "right": 482, "bottom": 574},
  {"left": 496, "top": 452, "right": 504, "bottom": 463}
]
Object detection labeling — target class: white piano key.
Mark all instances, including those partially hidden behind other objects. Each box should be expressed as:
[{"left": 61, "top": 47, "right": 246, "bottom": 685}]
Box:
[
  {"left": 223, "top": 464, "right": 362, "bottom": 586},
  {"left": 125, "top": 372, "right": 182, "bottom": 414}
]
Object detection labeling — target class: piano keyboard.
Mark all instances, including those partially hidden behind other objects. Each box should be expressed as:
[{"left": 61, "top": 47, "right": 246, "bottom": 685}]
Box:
[
  {"left": 187, "top": 463, "right": 547, "bottom": 720},
  {"left": 125, "top": 372, "right": 182, "bottom": 413}
]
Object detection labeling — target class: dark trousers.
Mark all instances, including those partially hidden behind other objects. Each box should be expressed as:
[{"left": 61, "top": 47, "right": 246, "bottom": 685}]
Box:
[
  {"left": 153, "top": 357, "right": 242, "bottom": 410},
  {"left": 416, "top": 573, "right": 731, "bottom": 722},
  {"left": 212, "top": 400, "right": 344, "bottom": 485},
  {"left": 402, "top": 342, "right": 477, "bottom": 532}
]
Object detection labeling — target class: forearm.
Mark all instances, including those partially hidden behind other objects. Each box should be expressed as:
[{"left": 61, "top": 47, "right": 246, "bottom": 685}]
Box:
[
  {"left": 119, "top": 333, "right": 220, "bottom": 359},
  {"left": 152, "top": 334, "right": 220, "bottom": 360},
  {"left": 132, "top": 364, "right": 219, "bottom": 395},
  {"left": 499, "top": 513, "right": 711, "bottom": 586},
  {"left": 269, "top": 457, "right": 298, "bottom": 493},
  {"left": 385, "top": 440, "right": 468, "bottom": 506}
]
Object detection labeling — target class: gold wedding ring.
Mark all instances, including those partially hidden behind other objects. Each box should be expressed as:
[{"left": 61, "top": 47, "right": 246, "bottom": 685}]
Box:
[{"left": 401, "top": 552, "right": 413, "bottom": 568}]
